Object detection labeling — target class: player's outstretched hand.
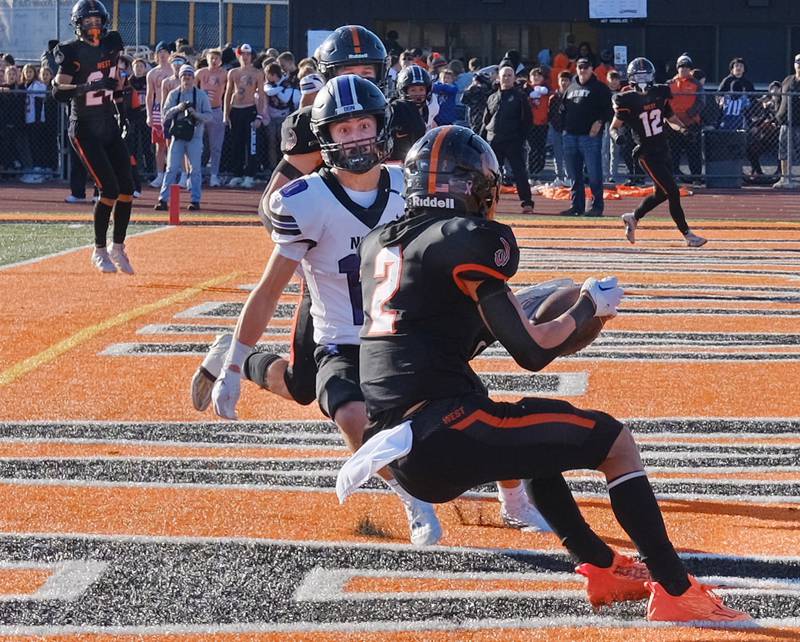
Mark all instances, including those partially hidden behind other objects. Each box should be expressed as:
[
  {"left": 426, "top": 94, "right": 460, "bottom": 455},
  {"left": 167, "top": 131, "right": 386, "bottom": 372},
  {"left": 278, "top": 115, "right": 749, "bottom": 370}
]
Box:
[
  {"left": 580, "top": 276, "right": 624, "bottom": 318},
  {"left": 212, "top": 367, "right": 241, "bottom": 420}
]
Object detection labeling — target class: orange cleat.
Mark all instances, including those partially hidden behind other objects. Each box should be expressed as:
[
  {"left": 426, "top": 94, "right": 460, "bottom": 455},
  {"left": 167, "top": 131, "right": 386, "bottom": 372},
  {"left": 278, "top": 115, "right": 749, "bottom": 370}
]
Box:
[
  {"left": 646, "top": 575, "right": 752, "bottom": 622},
  {"left": 575, "top": 552, "right": 651, "bottom": 608}
]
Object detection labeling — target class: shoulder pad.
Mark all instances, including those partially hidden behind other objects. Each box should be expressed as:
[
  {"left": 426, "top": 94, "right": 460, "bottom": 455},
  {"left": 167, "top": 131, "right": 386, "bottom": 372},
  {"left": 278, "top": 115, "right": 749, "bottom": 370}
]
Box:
[
  {"left": 104, "top": 31, "right": 124, "bottom": 52},
  {"left": 53, "top": 41, "right": 76, "bottom": 67},
  {"left": 613, "top": 90, "right": 635, "bottom": 110},
  {"left": 281, "top": 106, "right": 319, "bottom": 155},
  {"left": 279, "top": 178, "right": 309, "bottom": 198},
  {"left": 440, "top": 218, "right": 519, "bottom": 281}
]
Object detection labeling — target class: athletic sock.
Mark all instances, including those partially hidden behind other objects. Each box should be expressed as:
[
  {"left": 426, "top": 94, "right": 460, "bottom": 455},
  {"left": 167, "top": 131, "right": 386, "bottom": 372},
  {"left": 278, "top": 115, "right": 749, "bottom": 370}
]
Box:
[
  {"left": 384, "top": 477, "right": 415, "bottom": 506},
  {"left": 93, "top": 199, "right": 114, "bottom": 247},
  {"left": 497, "top": 480, "right": 527, "bottom": 505},
  {"left": 243, "top": 352, "right": 282, "bottom": 388},
  {"left": 111, "top": 197, "right": 133, "bottom": 244},
  {"left": 527, "top": 476, "right": 613, "bottom": 568},
  {"left": 607, "top": 471, "right": 690, "bottom": 596}
]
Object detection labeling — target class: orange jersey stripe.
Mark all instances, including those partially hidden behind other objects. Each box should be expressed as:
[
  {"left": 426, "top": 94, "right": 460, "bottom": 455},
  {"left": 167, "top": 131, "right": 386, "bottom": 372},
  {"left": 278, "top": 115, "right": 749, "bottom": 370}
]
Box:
[
  {"left": 451, "top": 263, "right": 509, "bottom": 297},
  {"left": 639, "top": 157, "right": 668, "bottom": 196},
  {"left": 72, "top": 136, "right": 103, "bottom": 190},
  {"left": 451, "top": 409, "right": 596, "bottom": 431}
]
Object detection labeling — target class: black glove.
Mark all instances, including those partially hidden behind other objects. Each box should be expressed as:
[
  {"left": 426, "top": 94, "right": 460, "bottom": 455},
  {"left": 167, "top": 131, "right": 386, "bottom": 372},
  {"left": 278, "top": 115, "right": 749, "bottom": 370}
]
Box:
[{"left": 86, "top": 76, "right": 117, "bottom": 92}]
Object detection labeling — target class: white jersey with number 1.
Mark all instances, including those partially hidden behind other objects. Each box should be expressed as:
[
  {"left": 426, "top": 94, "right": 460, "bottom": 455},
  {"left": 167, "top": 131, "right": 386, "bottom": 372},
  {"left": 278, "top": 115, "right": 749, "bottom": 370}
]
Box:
[{"left": 268, "top": 164, "right": 405, "bottom": 346}]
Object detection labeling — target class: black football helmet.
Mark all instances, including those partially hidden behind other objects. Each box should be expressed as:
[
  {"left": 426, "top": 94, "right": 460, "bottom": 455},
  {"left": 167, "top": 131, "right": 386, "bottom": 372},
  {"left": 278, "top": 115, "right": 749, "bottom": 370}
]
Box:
[
  {"left": 396, "top": 65, "right": 432, "bottom": 104},
  {"left": 311, "top": 74, "right": 393, "bottom": 173},
  {"left": 315, "top": 25, "right": 389, "bottom": 86},
  {"left": 70, "top": 0, "right": 109, "bottom": 41},
  {"left": 404, "top": 125, "right": 500, "bottom": 219},
  {"left": 627, "top": 57, "right": 656, "bottom": 92}
]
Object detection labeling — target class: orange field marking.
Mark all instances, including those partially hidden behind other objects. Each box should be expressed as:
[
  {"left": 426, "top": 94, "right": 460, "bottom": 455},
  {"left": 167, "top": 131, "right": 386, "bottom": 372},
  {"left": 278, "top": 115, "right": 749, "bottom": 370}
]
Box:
[
  {"left": 0, "top": 484, "right": 797, "bottom": 558},
  {"left": 0, "top": 567, "right": 51, "bottom": 595}
]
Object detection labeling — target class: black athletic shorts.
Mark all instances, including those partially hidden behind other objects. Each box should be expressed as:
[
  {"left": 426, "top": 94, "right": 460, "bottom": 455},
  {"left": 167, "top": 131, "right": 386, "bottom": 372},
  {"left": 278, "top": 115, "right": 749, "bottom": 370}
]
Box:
[
  {"left": 375, "top": 393, "right": 622, "bottom": 504},
  {"left": 314, "top": 343, "right": 363, "bottom": 419}
]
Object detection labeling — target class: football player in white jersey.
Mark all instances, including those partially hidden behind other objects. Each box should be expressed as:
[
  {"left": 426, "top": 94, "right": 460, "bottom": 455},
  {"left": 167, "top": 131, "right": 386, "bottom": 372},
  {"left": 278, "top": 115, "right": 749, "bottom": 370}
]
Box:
[
  {"left": 196, "top": 74, "right": 553, "bottom": 545},
  {"left": 207, "top": 75, "right": 444, "bottom": 545}
]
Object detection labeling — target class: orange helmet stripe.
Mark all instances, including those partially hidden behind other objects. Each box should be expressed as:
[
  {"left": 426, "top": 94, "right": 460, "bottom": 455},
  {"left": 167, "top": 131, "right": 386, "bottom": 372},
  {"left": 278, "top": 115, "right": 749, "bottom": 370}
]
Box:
[
  {"left": 427, "top": 126, "right": 453, "bottom": 195},
  {"left": 350, "top": 27, "right": 362, "bottom": 54}
]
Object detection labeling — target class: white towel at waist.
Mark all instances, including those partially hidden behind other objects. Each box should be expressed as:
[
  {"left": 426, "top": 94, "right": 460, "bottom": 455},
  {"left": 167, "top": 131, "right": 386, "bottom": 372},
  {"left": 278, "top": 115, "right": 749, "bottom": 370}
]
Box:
[{"left": 336, "top": 421, "right": 413, "bottom": 504}]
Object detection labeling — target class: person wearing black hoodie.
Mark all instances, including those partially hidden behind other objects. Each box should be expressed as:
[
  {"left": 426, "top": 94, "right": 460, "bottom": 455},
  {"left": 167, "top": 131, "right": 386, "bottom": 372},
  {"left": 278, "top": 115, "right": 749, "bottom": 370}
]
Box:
[
  {"left": 561, "top": 58, "right": 612, "bottom": 216},
  {"left": 481, "top": 65, "right": 534, "bottom": 214}
]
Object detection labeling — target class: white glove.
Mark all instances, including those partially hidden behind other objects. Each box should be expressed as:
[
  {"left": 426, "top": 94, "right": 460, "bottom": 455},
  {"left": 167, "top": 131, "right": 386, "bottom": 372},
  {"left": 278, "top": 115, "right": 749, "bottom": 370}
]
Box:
[
  {"left": 212, "top": 367, "right": 241, "bottom": 420},
  {"left": 580, "top": 276, "right": 624, "bottom": 318}
]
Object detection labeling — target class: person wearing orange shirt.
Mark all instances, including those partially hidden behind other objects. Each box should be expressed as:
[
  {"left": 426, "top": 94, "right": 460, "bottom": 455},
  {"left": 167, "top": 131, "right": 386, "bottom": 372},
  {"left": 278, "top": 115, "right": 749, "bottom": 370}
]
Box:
[
  {"left": 668, "top": 53, "right": 703, "bottom": 184},
  {"left": 594, "top": 49, "right": 615, "bottom": 85},
  {"left": 526, "top": 67, "right": 550, "bottom": 182}
]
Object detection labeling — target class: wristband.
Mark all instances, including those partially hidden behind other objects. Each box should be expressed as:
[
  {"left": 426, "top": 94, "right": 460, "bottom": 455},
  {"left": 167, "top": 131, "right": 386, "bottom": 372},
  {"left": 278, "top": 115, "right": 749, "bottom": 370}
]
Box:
[{"left": 223, "top": 339, "right": 254, "bottom": 371}]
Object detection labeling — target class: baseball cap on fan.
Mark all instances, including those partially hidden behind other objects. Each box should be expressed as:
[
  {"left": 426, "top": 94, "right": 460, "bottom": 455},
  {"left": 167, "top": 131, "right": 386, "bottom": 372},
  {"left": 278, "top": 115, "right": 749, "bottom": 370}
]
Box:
[
  {"left": 676, "top": 53, "right": 693, "bottom": 68},
  {"left": 237, "top": 43, "right": 252, "bottom": 55}
]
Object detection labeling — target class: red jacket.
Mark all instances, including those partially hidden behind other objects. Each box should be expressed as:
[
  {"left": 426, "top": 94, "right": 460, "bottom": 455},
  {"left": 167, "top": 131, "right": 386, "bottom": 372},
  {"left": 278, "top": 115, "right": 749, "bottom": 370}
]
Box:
[{"left": 668, "top": 75, "right": 702, "bottom": 124}]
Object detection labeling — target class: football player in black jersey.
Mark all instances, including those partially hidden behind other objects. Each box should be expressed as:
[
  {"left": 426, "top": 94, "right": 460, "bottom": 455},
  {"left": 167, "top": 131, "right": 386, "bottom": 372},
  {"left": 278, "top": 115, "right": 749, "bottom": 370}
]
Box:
[
  {"left": 345, "top": 125, "right": 749, "bottom": 622},
  {"left": 53, "top": 0, "right": 135, "bottom": 274},
  {"left": 388, "top": 65, "right": 429, "bottom": 161},
  {"left": 611, "top": 58, "right": 707, "bottom": 247}
]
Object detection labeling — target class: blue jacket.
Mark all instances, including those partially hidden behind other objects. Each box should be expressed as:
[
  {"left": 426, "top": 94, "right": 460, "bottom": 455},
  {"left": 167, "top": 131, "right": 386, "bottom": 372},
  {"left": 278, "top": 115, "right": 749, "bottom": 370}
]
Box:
[{"left": 432, "top": 81, "right": 458, "bottom": 125}]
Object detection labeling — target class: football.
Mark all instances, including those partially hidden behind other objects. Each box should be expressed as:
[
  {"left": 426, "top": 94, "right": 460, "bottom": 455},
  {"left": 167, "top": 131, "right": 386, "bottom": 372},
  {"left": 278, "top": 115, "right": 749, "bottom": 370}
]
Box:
[{"left": 531, "top": 285, "right": 604, "bottom": 355}]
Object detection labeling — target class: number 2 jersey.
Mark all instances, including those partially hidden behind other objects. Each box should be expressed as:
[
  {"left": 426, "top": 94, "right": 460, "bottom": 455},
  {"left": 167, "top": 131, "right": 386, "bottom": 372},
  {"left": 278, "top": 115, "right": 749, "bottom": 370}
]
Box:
[
  {"left": 613, "top": 84, "right": 673, "bottom": 156},
  {"left": 359, "top": 211, "right": 519, "bottom": 417},
  {"left": 54, "top": 30, "right": 123, "bottom": 125},
  {"left": 268, "top": 164, "right": 405, "bottom": 346}
]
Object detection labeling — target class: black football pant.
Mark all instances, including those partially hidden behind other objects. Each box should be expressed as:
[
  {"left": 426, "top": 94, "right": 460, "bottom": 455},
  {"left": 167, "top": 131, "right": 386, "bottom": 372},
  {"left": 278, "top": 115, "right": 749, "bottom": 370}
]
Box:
[
  {"left": 229, "top": 105, "right": 258, "bottom": 178},
  {"left": 634, "top": 151, "right": 689, "bottom": 235},
  {"left": 490, "top": 139, "right": 533, "bottom": 208},
  {"left": 70, "top": 120, "right": 134, "bottom": 246}
]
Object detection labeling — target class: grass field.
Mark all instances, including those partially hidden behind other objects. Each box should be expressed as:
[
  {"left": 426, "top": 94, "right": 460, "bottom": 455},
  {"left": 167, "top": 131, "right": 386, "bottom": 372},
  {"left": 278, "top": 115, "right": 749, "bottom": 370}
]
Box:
[{"left": 0, "top": 223, "right": 161, "bottom": 267}]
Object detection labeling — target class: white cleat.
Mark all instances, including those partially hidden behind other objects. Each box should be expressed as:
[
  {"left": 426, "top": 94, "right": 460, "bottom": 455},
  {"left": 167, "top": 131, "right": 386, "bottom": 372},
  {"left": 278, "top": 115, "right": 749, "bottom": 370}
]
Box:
[
  {"left": 109, "top": 243, "right": 134, "bottom": 275},
  {"left": 132, "top": 190, "right": 141, "bottom": 199},
  {"left": 621, "top": 212, "right": 638, "bottom": 244},
  {"left": 241, "top": 176, "right": 255, "bottom": 189},
  {"left": 227, "top": 176, "right": 244, "bottom": 188},
  {"left": 404, "top": 498, "right": 442, "bottom": 546},
  {"left": 499, "top": 492, "right": 553, "bottom": 532},
  {"left": 149, "top": 172, "right": 165, "bottom": 188},
  {"left": 190, "top": 333, "right": 232, "bottom": 411},
  {"left": 684, "top": 230, "right": 707, "bottom": 247},
  {"left": 91, "top": 247, "right": 117, "bottom": 273},
  {"left": 64, "top": 194, "right": 86, "bottom": 204}
]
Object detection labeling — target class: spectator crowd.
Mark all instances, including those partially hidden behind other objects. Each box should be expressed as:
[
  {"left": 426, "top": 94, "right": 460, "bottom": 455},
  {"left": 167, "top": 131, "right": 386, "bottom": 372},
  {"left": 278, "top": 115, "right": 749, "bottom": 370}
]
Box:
[{"left": 1, "top": 34, "right": 799, "bottom": 204}]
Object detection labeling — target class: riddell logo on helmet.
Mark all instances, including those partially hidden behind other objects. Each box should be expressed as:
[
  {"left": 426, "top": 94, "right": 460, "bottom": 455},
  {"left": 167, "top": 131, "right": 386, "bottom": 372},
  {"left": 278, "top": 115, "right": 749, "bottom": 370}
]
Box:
[
  {"left": 348, "top": 53, "right": 369, "bottom": 59},
  {"left": 408, "top": 195, "right": 455, "bottom": 208}
]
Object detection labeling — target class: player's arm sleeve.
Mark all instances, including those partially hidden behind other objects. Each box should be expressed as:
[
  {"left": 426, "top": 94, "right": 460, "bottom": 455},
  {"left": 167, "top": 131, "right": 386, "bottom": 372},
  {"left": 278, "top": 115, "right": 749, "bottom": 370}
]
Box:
[
  {"left": 475, "top": 280, "right": 580, "bottom": 372},
  {"left": 268, "top": 180, "right": 323, "bottom": 262}
]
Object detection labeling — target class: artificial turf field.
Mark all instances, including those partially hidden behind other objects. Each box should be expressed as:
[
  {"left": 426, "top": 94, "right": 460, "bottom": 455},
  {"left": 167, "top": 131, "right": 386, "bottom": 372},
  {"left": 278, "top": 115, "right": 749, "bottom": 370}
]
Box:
[{"left": 0, "top": 210, "right": 798, "bottom": 640}]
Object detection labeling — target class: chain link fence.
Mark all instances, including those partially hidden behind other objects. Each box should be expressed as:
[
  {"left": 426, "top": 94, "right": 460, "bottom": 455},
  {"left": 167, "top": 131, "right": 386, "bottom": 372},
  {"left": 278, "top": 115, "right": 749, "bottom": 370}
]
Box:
[{"left": 1, "top": 86, "right": 798, "bottom": 190}]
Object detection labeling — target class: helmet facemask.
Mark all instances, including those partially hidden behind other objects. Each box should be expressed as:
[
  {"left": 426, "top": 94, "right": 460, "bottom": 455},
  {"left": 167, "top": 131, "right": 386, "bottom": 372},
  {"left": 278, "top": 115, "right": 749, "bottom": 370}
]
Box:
[
  {"left": 80, "top": 15, "right": 104, "bottom": 43},
  {"left": 316, "top": 110, "right": 393, "bottom": 174}
]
